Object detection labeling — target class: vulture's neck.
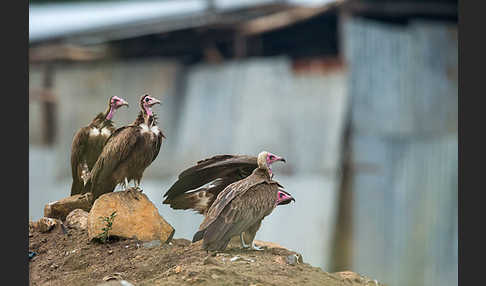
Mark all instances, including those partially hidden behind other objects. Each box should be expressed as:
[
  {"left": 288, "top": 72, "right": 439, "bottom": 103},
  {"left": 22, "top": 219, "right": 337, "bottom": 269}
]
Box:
[
  {"left": 91, "top": 105, "right": 114, "bottom": 128},
  {"left": 134, "top": 110, "right": 158, "bottom": 127},
  {"left": 253, "top": 167, "right": 272, "bottom": 180}
]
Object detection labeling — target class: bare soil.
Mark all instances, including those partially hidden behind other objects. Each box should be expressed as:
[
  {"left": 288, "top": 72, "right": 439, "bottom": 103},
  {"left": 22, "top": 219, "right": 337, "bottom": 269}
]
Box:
[{"left": 29, "top": 224, "right": 384, "bottom": 286}]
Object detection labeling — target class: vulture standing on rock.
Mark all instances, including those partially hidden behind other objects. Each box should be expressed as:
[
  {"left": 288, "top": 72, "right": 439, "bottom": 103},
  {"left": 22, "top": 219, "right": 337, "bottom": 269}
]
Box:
[
  {"left": 70, "top": 95, "right": 129, "bottom": 196},
  {"left": 88, "top": 94, "right": 164, "bottom": 200},
  {"left": 192, "top": 151, "right": 295, "bottom": 252}
]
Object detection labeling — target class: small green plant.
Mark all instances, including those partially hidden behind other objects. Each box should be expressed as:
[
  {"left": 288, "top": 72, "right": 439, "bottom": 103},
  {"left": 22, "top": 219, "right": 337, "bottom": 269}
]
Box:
[{"left": 96, "top": 211, "right": 117, "bottom": 243}]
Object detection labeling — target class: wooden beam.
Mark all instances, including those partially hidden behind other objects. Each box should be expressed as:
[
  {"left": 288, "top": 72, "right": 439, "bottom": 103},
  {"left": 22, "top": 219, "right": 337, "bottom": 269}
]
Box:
[
  {"left": 237, "top": 1, "right": 345, "bottom": 36},
  {"left": 29, "top": 44, "right": 107, "bottom": 63},
  {"left": 342, "top": 1, "right": 458, "bottom": 18}
]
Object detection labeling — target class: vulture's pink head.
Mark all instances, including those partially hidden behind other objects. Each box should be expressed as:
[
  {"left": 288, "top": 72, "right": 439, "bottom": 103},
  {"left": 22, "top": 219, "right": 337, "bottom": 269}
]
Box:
[
  {"left": 276, "top": 189, "right": 295, "bottom": 206},
  {"left": 257, "top": 151, "right": 286, "bottom": 177},
  {"left": 140, "top": 94, "right": 161, "bottom": 116},
  {"left": 110, "top": 96, "right": 129, "bottom": 109},
  {"left": 106, "top": 96, "right": 129, "bottom": 120}
]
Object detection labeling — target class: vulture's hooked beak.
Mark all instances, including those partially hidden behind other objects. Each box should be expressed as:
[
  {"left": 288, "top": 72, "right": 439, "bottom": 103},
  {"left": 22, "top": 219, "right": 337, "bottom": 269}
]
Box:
[
  {"left": 274, "top": 156, "right": 286, "bottom": 163},
  {"left": 150, "top": 98, "right": 162, "bottom": 106},
  {"left": 119, "top": 99, "right": 129, "bottom": 108},
  {"left": 284, "top": 196, "right": 295, "bottom": 205}
]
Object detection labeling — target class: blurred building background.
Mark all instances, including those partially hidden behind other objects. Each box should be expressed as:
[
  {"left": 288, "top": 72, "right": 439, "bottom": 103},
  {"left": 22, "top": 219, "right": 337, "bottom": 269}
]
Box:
[{"left": 29, "top": 0, "right": 457, "bottom": 285}]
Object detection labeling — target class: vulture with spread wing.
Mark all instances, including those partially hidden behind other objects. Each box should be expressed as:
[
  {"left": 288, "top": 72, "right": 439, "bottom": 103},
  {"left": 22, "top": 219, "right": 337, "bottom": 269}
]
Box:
[
  {"left": 88, "top": 94, "right": 164, "bottom": 200},
  {"left": 163, "top": 154, "right": 260, "bottom": 214},
  {"left": 70, "top": 96, "right": 129, "bottom": 196},
  {"left": 192, "top": 151, "right": 294, "bottom": 251}
]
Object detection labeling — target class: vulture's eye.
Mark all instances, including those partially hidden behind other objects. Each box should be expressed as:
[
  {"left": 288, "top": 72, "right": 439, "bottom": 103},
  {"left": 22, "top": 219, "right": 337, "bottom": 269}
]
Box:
[
  {"left": 279, "top": 193, "right": 283, "bottom": 198},
  {"left": 270, "top": 155, "right": 275, "bottom": 160},
  {"left": 145, "top": 97, "right": 150, "bottom": 103}
]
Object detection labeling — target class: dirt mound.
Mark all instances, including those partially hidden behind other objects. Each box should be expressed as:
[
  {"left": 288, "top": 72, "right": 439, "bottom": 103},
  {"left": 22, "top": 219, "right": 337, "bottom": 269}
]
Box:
[{"left": 29, "top": 225, "right": 383, "bottom": 286}]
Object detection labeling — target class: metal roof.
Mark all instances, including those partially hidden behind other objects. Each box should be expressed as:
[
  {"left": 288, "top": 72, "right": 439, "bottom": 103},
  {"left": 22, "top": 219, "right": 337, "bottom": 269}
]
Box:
[{"left": 29, "top": 0, "right": 338, "bottom": 44}]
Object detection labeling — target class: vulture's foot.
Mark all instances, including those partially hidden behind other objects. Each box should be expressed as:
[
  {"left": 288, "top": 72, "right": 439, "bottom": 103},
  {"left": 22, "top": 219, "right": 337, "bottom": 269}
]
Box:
[
  {"left": 134, "top": 181, "right": 142, "bottom": 192},
  {"left": 240, "top": 234, "right": 263, "bottom": 251},
  {"left": 250, "top": 242, "right": 264, "bottom": 251}
]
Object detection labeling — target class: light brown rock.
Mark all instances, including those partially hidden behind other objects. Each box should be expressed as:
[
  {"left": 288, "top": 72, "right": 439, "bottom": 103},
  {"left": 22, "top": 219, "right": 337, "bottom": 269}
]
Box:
[
  {"left": 65, "top": 209, "right": 89, "bottom": 230},
  {"left": 44, "top": 193, "right": 93, "bottom": 221},
  {"left": 87, "top": 189, "right": 175, "bottom": 243},
  {"left": 31, "top": 217, "right": 64, "bottom": 233}
]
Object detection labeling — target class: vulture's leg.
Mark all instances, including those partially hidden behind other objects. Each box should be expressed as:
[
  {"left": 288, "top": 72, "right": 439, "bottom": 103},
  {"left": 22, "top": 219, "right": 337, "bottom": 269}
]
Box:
[
  {"left": 240, "top": 233, "right": 250, "bottom": 248},
  {"left": 244, "top": 221, "right": 264, "bottom": 251},
  {"left": 135, "top": 179, "right": 142, "bottom": 192},
  {"left": 123, "top": 178, "right": 129, "bottom": 190}
]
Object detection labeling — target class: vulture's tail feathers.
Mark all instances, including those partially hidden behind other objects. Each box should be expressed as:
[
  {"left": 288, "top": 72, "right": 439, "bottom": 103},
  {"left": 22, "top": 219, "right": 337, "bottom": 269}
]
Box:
[
  {"left": 201, "top": 216, "right": 234, "bottom": 251},
  {"left": 70, "top": 179, "right": 83, "bottom": 196},
  {"left": 192, "top": 229, "right": 206, "bottom": 243}
]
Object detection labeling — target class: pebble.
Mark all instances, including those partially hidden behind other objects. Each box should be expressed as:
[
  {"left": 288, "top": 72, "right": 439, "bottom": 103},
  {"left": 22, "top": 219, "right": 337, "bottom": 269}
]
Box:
[
  {"left": 174, "top": 265, "right": 182, "bottom": 274},
  {"left": 142, "top": 240, "right": 161, "bottom": 248},
  {"left": 286, "top": 254, "right": 299, "bottom": 266},
  {"left": 230, "top": 256, "right": 255, "bottom": 263},
  {"left": 211, "top": 274, "right": 219, "bottom": 280}
]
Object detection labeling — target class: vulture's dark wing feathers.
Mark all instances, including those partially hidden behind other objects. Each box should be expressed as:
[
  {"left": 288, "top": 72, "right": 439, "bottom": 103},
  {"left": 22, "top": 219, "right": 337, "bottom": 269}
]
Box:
[
  {"left": 70, "top": 127, "right": 90, "bottom": 195},
  {"left": 89, "top": 125, "right": 140, "bottom": 198},
  {"left": 152, "top": 129, "right": 164, "bottom": 163},
  {"left": 163, "top": 155, "right": 257, "bottom": 200}
]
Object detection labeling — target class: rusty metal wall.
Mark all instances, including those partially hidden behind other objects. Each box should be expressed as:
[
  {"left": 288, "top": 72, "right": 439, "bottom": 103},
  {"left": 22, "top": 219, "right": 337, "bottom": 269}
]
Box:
[{"left": 343, "top": 17, "right": 458, "bottom": 286}]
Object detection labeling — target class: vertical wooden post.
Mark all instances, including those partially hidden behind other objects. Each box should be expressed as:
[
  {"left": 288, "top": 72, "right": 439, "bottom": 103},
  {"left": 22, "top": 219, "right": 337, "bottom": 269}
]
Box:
[
  {"left": 42, "top": 64, "right": 57, "bottom": 145},
  {"left": 328, "top": 113, "right": 354, "bottom": 272},
  {"left": 234, "top": 33, "right": 247, "bottom": 59}
]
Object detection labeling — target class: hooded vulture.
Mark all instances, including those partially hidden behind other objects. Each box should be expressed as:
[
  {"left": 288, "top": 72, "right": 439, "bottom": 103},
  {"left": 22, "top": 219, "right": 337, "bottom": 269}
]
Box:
[
  {"left": 70, "top": 95, "right": 129, "bottom": 196},
  {"left": 88, "top": 94, "right": 164, "bottom": 200},
  {"left": 192, "top": 151, "right": 295, "bottom": 252}
]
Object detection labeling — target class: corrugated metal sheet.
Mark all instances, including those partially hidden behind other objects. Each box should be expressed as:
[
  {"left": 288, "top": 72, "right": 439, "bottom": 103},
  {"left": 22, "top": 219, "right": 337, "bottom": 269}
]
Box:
[
  {"left": 343, "top": 17, "right": 457, "bottom": 286},
  {"left": 176, "top": 57, "right": 349, "bottom": 175}
]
